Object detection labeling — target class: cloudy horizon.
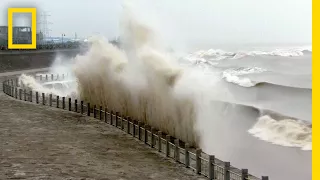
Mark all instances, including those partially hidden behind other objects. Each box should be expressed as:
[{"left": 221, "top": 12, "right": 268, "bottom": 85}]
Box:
[{"left": 0, "top": 0, "right": 312, "bottom": 49}]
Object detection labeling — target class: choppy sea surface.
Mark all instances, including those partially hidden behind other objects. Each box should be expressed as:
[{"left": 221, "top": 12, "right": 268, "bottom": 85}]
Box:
[
  {"left": 179, "top": 44, "right": 311, "bottom": 180},
  {"left": 183, "top": 45, "right": 311, "bottom": 121}
]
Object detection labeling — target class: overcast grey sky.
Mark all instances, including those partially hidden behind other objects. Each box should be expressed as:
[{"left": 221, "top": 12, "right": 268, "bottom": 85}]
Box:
[{"left": 0, "top": 0, "right": 312, "bottom": 47}]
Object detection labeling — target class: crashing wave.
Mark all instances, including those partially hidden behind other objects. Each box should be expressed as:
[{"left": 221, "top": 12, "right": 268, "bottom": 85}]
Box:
[
  {"left": 222, "top": 67, "right": 267, "bottom": 87},
  {"left": 248, "top": 115, "right": 311, "bottom": 150}
]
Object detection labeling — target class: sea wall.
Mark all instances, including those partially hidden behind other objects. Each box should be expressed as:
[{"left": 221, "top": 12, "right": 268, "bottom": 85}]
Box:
[{"left": 0, "top": 49, "right": 84, "bottom": 73}]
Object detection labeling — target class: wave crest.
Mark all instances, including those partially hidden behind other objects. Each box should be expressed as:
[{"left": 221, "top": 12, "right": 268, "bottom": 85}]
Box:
[
  {"left": 221, "top": 67, "right": 266, "bottom": 87},
  {"left": 185, "top": 47, "right": 312, "bottom": 65},
  {"left": 248, "top": 115, "right": 311, "bottom": 150}
]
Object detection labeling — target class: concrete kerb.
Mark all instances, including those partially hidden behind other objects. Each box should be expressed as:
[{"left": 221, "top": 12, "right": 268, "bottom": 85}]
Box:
[{"left": 2, "top": 74, "right": 269, "bottom": 180}]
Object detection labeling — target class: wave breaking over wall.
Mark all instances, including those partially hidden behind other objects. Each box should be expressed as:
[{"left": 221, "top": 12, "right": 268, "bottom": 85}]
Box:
[{"left": 72, "top": 13, "right": 219, "bottom": 147}]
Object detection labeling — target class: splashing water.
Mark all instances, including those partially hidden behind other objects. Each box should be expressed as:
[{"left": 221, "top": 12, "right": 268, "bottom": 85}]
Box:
[
  {"left": 18, "top": 74, "right": 77, "bottom": 98},
  {"left": 17, "top": 5, "right": 311, "bottom": 152},
  {"left": 71, "top": 11, "right": 231, "bottom": 146}
]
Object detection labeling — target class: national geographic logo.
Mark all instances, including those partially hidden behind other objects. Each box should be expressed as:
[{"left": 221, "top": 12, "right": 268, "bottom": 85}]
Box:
[{"left": 7, "top": 8, "right": 37, "bottom": 49}]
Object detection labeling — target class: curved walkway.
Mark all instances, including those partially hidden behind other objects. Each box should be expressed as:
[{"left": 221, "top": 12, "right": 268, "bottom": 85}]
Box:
[{"left": 0, "top": 70, "right": 202, "bottom": 180}]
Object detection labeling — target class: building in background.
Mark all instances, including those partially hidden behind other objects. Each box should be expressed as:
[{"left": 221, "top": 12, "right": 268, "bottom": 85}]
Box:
[
  {"left": 0, "top": 26, "right": 8, "bottom": 45},
  {"left": 0, "top": 25, "right": 44, "bottom": 46}
]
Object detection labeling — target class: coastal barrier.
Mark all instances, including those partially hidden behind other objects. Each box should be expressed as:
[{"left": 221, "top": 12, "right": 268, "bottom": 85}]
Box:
[
  {"left": 0, "top": 42, "right": 82, "bottom": 51},
  {"left": 0, "top": 49, "right": 82, "bottom": 73},
  {"left": 2, "top": 73, "right": 270, "bottom": 180}
]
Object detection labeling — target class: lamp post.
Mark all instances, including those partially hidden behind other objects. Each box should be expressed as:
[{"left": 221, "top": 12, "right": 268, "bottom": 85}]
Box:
[{"left": 61, "top": 33, "right": 65, "bottom": 43}]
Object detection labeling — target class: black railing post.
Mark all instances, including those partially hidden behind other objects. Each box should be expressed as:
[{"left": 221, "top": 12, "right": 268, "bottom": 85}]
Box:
[
  {"left": 7, "top": 84, "right": 10, "bottom": 96},
  {"left": 8, "top": 84, "right": 10, "bottom": 96},
  {"left": 56, "top": 96, "right": 59, "bottom": 108},
  {"left": 241, "top": 169, "right": 249, "bottom": 180},
  {"left": 195, "top": 149, "right": 201, "bottom": 174},
  {"left": 138, "top": 122, "right": 142, "bottom": 140},
  {"left": 93, "top": 105, "right": 97, "bottom": 118},
  {"left": 29, "top": 90, "right": 32, "bottom": 102},
  {"left": 62, "top": 97, "right": 65, "bottom": 109},
  {"left": 132, "top": 120, "right": 136, "bottom": 137},
  {"left": 42, "top": 93, "right": 45, "bottom": 105},
  {"left": 110, "top": 111, "right": 113, "bottom": 125},
  {"left": 15, "top": 88, "right": 17, "bottom": 99},
  {"left": 166, "top": 135, "right": 170, "bottom": 157},
  {"left": 174, "top": 139, "right": 180, "bottom": 162},
  {"left": 115, "top": 112, "right": 119, "bottom": 127},
  {"left": 208, "top": 155, "right": 215, "bottom": 180},
  {"left": 151, "top": 128, "right": 155, "bottom": 148},
  {"left": 49, "top": 94, "right": 52, "bottom": 106},
  {"left": 105, "top": 108, "right": 108, "bottom": 123},
  {"left": 120, "top": 114, "right": 124, "bottom": 129},
  {"left": 87, "top": 103, "right": 90, "bottom": 116},
  {"left": 127, "top": 117, "right": 131, "bottom": 133},
  {"left": 224, "top": 162, "right": 230, "bottom": 180},
  {"left": 68, "top": 98, "right": 71, "bottom": 111},
  {"left": 158, "top": 131, "right": 162, "bottom": 152},
  {"left": 185, "top": 143, "right": 190, "bottom": 168},
  {"left": 81, "top": 101, "right": 84, "bottom": 114},
  {"left": 24, "top": 89, "right": 26, "bottom": 101},
  {"left": 144, "top": 125, "right": 148, "bottom": 144},
  {"left": 5, "top": 83, "right": 8, "bottom": 94},
  {"left": 19, "top": 89, "right": 22, "bottom": 100},
  {"left": 36, "top": 92, "right": 39, "bottom": 104},
  {"left": 75, "top": 99, "right": 78, "bottom": 112}
]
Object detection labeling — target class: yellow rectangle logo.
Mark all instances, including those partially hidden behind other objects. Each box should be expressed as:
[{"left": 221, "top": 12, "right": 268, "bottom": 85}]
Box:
[{"left": 7, "top": 8, "right": 37, "bottom": 49}]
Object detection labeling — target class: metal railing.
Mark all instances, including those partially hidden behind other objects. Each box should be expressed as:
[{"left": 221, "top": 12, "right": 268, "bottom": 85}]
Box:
[{"left": 2, "top": 74, "right": 270, "bottom": 180}]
